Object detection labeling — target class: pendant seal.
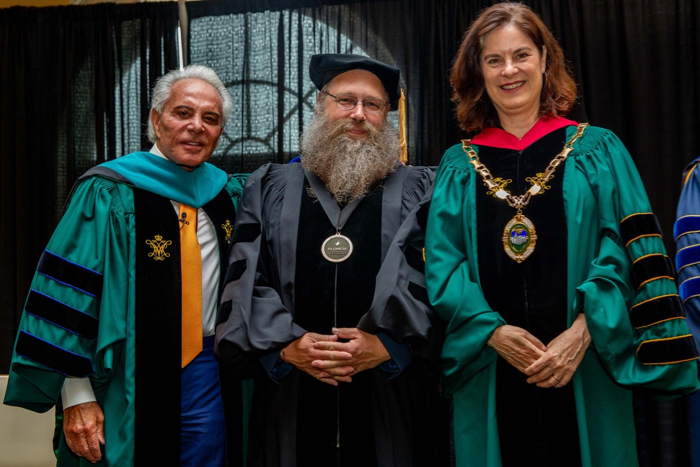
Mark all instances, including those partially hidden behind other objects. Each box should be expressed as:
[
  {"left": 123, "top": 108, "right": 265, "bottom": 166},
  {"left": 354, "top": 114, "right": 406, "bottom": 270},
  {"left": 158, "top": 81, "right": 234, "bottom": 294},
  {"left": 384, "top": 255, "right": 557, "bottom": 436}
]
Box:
[
  {"left": 502, "top": 214, "right": 537, "bottom": 263},
  {"left": 321, "top": 233, "right": 354, "bottom": 263}
]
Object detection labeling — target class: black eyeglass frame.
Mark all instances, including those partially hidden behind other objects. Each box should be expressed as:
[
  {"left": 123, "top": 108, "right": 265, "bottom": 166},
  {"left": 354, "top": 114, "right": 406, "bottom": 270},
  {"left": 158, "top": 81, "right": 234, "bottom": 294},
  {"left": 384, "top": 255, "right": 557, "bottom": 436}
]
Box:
[{"left": 322, "top": 91, "right": 389, "bottom": 114}]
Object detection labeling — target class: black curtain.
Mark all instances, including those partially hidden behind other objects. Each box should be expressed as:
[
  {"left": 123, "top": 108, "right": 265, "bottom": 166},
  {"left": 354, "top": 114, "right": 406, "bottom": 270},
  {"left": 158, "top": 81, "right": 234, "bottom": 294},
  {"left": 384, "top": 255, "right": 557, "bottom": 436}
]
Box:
[
  {"left": 1, "top": 0, "right": 699, "bottom": 465},
  {"left": 0, "top": 3, "right": 179, "bottom": 377}
]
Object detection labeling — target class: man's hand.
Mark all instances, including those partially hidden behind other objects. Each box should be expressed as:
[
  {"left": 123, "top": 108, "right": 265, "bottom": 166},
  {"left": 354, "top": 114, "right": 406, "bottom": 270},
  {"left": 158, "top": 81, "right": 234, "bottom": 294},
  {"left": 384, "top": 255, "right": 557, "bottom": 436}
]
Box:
[
  {"left": 312, "top": 328, "right": 391, "bottom": 376},
  {"left": 524, "top": 313, "right": 591, "bottom": 388},
  {"left": 281, "top": 332, "right": 354, "bottom": 386},
  {"left": 63, "top": 401, "right": 105, "bottom": 463},
  {"left": 487, "top": 325, "right": 547, "bottom": 373}
]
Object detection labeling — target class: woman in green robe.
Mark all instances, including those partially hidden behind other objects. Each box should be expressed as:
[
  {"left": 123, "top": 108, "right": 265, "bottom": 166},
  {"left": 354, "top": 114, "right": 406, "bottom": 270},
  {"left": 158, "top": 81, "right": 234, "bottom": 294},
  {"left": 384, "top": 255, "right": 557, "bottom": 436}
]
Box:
[{"left": 425, "top": 3, "right": 700, "bottom": 466}]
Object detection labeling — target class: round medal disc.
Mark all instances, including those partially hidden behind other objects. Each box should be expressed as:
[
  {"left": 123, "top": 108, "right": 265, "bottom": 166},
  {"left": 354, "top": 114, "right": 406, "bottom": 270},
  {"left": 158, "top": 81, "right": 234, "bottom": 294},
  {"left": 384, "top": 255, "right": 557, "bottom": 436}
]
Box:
[
  {"left": 502, "top": 214, "right": 537, "bottom": 263},
  {"left": 321, "top": 233, "right": 354, "bottom": 263}
]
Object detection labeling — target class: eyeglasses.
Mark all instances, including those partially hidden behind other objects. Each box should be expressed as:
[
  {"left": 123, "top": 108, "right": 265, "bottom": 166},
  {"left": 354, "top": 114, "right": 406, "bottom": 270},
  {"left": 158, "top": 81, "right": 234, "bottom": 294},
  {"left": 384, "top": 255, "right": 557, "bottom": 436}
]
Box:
[{"left": 323, "top": 91, "right": 388, "bottom": 114}]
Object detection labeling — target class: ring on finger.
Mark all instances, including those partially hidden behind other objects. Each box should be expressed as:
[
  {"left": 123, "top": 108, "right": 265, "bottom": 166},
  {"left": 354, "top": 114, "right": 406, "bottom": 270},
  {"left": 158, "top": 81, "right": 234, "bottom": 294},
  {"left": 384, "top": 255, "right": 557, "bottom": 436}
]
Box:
[{"left": 551, "top": 375, "right": 561, "bottom": 382}]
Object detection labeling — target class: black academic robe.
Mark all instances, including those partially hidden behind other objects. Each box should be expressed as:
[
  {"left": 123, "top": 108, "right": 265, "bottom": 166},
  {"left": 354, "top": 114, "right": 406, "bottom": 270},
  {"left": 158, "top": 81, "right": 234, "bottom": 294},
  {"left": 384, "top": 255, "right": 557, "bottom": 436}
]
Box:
[{"left": 216, "top": 162, "right": 447, "bottom": 467}]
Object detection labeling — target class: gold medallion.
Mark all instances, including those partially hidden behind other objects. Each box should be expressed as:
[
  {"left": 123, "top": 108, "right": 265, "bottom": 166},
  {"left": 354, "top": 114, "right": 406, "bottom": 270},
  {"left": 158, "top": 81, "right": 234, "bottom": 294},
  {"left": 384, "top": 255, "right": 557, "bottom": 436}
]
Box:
[
  {"left": 321, "top": 233, "right": 354, "bottom": 263},
  {"left": 502, "top": 214, "right": 537, "bottom": 263},
  {"left": 463, "top": 123, "right": 589, "bottom": 264}
]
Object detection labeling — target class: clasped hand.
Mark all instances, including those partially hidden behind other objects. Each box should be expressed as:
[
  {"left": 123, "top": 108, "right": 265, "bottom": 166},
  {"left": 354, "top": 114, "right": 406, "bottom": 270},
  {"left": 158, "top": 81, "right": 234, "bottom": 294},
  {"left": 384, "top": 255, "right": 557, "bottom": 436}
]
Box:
[
  {"left": 487, "top": 313, "right": 591, "bottom": 388},
  {"left": 281, "top": 328, "right": 390, "bottom": 386}
]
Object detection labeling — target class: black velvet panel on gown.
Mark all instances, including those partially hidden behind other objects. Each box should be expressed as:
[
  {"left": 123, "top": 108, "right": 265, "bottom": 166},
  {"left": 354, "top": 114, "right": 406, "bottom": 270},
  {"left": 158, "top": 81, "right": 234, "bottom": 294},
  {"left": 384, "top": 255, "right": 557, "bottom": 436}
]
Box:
[
  {"left": 476, "top": 127, "right": 582, "bottom": 467},
  {"left": 294, "top": 181, "right": 383, "bottom": 466}
]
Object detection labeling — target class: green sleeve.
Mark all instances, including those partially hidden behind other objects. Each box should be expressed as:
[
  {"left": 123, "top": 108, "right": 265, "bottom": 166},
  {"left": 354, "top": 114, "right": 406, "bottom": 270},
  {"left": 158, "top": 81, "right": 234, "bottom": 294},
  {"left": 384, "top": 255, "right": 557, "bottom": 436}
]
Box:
[
  {"left": 425, "top": 145, "right": 506, "bottom": 394},
  {"left": 567, "top": 127, "right": 699, "bottom": 394},
  {"left": 225, "top": 173, "right": 249, "bottom": 210},
  {"left": 4, "top": 176, "right": 135, "bottom": 412}
]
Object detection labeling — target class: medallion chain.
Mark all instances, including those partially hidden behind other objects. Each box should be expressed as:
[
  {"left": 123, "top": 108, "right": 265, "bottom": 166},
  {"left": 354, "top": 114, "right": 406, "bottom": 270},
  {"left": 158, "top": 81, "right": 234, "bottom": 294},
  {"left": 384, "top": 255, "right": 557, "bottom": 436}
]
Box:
[
  {"left": 461, "top": 123, "right": 588, "bottom": 212},
  {"left": 460, "top": 123, "right": 588, "bottom": 263}
]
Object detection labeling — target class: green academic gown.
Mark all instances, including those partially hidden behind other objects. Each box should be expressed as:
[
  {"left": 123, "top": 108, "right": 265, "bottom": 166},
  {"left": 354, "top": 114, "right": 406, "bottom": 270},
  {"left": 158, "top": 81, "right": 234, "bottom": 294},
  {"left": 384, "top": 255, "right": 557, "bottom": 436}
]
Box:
[
  {"left": 4, "top": 152, "right": 246, "bottom": 466},
  {"left": 425, "top": 124, "right": 700, "bottom": 467}
]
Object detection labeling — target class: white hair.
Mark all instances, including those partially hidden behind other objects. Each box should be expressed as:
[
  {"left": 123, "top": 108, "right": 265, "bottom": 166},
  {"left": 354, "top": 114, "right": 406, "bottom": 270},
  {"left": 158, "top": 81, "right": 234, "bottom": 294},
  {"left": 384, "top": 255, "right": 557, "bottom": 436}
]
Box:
[{"left": 147, "top": 65, "right": 233, "bottom": 143}]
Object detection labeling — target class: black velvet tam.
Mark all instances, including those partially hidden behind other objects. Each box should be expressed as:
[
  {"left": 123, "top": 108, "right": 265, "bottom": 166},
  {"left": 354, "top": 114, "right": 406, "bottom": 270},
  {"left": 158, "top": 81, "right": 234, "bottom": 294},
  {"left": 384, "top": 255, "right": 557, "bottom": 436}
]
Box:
[{"left": 309, "top": 53, "right": 401, "bottom": 110}]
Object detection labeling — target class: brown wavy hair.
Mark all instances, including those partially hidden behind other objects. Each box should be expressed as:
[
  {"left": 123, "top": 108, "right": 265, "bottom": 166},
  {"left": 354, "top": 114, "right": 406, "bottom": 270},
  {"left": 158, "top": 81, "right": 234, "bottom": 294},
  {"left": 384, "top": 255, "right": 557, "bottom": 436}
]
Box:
[{"left": 450, "top": 2, "right": 577, "bottom": 132}]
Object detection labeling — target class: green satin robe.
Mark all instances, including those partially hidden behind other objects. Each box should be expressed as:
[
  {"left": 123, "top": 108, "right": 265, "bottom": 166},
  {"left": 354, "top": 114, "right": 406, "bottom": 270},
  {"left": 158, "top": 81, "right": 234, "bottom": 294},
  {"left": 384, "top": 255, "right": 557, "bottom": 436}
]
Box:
[
  {"left": 4, "top": 154, "right": 246, "bottom": 466},
  {"left": 425, "top": 125, "right": 700, "bottom": 467}
]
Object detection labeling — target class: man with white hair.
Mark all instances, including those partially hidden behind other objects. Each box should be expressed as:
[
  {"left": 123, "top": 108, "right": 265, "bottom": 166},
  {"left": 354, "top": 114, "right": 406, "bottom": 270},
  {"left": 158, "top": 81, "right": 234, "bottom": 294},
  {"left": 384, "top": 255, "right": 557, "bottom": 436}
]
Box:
[
  {"left": 4, "top": 65, "right": 246, "bottom": 466},
  {"left": 216, "top": 54, "right": 447, "bottom": 466}
]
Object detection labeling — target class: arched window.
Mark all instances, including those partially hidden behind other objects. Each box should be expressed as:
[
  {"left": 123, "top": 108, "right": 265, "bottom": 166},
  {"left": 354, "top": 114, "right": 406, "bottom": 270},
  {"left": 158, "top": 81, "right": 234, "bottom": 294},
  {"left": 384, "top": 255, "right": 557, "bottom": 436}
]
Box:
[{"left": 189, "top": 6, "right": 402, "bottom": 173}]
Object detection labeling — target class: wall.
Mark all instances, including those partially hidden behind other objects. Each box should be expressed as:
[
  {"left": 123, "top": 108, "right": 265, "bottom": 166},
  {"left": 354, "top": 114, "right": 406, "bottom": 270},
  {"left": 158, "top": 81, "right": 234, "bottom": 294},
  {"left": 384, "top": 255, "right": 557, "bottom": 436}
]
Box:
[{"left": 0, "top": 376, "right": 57, "bottom": 467}]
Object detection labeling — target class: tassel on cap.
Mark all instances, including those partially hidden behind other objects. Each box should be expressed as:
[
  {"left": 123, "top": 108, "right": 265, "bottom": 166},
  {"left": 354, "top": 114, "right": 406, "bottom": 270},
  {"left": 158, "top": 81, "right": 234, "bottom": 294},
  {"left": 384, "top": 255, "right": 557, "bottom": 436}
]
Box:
[{"left": 399, "top": 88, "right": 407, "bottom": 164}]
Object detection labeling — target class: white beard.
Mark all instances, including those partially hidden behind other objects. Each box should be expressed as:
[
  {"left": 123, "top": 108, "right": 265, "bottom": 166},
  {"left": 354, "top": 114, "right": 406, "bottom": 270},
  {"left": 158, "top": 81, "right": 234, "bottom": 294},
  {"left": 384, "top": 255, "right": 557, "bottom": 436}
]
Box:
[{"left": 300, "top": 111, "right": 400, "bottom": 204}]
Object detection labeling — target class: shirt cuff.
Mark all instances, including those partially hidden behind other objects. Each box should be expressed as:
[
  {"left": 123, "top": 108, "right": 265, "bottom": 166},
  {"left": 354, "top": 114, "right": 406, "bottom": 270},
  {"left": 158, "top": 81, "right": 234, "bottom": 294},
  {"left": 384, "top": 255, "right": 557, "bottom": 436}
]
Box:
[
  {"left": 377, "top": 333, "right": 412, "bottom": 379},
  {"left": 259, "top": 351, "right": 293, "bottom": 383},
  {"left": 61, "top": 378, "right": 97, "bottom": 408}
]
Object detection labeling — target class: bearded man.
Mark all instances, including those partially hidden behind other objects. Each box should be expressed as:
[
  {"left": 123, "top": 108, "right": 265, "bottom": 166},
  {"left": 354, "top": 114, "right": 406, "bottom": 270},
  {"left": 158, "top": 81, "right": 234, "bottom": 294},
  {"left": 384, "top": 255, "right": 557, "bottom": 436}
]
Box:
[{"left": 216, "top": 54, "right": 447, "bottom": 466}]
